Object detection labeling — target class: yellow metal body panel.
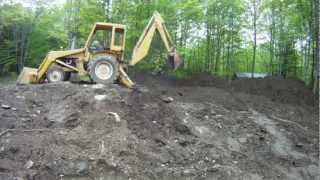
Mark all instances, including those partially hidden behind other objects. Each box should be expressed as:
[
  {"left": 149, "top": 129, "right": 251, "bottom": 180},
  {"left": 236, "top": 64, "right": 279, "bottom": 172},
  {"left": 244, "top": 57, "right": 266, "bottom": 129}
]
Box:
[
  {"left": 119, "top": 65, "right": 135, "bottom": 88},
  {"left": 36, "top": 48, "right": 85, "bottom": 81},
  {"left": 16, "top": 67, "right": 38, "bottom": 84}
]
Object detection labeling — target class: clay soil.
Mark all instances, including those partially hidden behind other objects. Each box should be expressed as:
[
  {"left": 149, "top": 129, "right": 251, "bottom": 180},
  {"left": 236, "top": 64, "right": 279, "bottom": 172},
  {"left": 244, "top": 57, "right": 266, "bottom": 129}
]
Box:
[{"left": 0, "top": 72, "right": 318, "bottom": 180}]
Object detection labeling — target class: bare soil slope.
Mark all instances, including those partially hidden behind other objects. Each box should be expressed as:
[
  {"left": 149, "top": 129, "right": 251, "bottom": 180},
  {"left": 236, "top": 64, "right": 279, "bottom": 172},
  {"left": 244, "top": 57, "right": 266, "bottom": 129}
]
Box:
[{"left": 0, "top": 73, "right": 318, "bottom": 180}]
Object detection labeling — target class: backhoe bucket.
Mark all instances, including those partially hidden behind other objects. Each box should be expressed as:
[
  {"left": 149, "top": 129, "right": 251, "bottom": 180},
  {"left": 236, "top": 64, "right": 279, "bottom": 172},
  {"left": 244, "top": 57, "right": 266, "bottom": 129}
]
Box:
[
  {"left": 167, "top": 51, "right": 183, "bottom": 71},
  {"left": 16, "top": 67, "right": 38, "bottom": 84}
]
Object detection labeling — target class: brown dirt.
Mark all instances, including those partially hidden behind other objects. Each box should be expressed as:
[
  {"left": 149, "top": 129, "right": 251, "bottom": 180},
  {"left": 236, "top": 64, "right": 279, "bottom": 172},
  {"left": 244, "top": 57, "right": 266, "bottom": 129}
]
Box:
[
  {"left": 0, "top": 73, "right": 318, "bottom": 180},
  {"left": 132, "top": 72, "right": 317, "bottom": 106}
]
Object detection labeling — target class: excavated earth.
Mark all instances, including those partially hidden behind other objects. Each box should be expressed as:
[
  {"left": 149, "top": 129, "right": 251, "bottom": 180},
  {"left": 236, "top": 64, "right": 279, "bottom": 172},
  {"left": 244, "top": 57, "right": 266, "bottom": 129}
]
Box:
[{"left": 0, "top": 72, "right": 318, "bottom": 180}]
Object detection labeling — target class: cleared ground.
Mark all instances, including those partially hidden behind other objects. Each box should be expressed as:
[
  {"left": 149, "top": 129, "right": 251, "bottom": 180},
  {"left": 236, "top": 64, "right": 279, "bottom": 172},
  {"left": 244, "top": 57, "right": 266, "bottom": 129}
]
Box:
[{"left": 0, "top": 73, "right": 318, "bottom": 180}]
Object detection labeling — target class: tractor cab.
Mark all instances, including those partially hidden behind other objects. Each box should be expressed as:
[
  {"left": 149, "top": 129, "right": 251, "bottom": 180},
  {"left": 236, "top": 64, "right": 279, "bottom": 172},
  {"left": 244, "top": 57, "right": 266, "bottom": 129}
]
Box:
[{"left": 85, "top": 23, "right": 126, "bottom": 53}]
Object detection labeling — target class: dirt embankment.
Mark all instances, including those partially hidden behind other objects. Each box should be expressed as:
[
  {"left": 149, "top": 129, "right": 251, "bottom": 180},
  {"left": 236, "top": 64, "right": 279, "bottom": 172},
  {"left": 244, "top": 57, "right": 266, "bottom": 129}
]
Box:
[
  {"left": 0, "top": 73, "right": 318, "bottom": 180},
  {"left": 132, "top": 72, "right": 317, "bottom": 106}
]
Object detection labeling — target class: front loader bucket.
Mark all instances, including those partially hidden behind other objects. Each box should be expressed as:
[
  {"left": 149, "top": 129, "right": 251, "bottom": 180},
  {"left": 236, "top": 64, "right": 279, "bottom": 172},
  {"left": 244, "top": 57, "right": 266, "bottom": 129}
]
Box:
[
  {"left": 16, "top": 67, "right": 38, "bottom": 84},
  {"left": 167, "top": 51, "right": 183, "bottom": 71}
]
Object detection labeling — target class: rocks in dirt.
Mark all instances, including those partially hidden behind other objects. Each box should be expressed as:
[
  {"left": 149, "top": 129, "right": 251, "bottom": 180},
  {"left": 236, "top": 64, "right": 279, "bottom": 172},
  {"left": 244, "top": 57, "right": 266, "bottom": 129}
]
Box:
[
  {"left": 99, "top": 140, "right": 106, "bottom": 154},
  {"left": 161, "top": 96, "right": 174, "bottom": 103},
  {"left": 76, "top": 161, "right": 89, "bottom": 174},
  {"left": 307, "top": 164, "right": 319, "bottom": 177},
  {"left": 175, "top": 122, "right": 192, "bottom": 135},
  {"left": 206, "top": 163, "right": 222, "bottom": 174},
  {"left": 107, "top": 112, "right": 121, "bottom": 122},
  {"left": 233, "top": 160, "right": 238, "bottom": 164},
  {"left": 238, "top": 137, "right": 247, "bottom": 143},
  {"left": 216, "top": 123, "right": 223, "bottom": 129},
  {"left": 92, "top": 84, "right": 105, "bottom": 89},
  {"left": 64, "top": 112, "right": 80, "bottom": 129},
  {"left": 1, "top": 104, "right": 11, "bottom": 109},
  {"left": 21, "top": 117, "right": 31, "bottom": 122},
  {"left": 16, "top": 95, "right": 25, "bottom": 99},
  {"left": 57, "top": 160, "right": 90, "bottom": 176},
  {"left": 0, "top": 104, "right": 17, "bottom": 111},
  {"left": 295, "top": 143, "right": 304, "bottom": 148},
  {"left": 24, "top": 160, "right": 34, "bottom": 169},
  {"left": 227, "top": 137, "right": 241, "bottom": 152},
  {"left": 182, "top": 168, "right": 196, "bottom": 176},
  {"left": 0, "top": 75, "right": 317, "bottom": 180},
  {"left": 95, "top": 94, "right": 107, "bottom": 101},
  {"left": 195, "top": 126, "right": 209, "bottom": 135}
]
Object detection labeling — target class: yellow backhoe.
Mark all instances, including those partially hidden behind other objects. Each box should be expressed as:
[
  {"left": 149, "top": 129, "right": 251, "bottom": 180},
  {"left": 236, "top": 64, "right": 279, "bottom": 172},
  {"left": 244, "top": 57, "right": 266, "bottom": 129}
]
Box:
[{"left": 17, "top": 11, "right": 182, "bottom": 88}]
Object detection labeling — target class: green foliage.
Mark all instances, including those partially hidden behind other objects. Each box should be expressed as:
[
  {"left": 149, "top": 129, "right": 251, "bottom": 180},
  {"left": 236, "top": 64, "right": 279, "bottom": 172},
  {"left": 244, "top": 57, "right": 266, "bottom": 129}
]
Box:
[
  {"left": 78, "top": 0, "right": 106, "bottom": 46},
  {"left": 0, "top": 2, "right": 68, "bottom": 72},
  {"left": 28, "top": 8, "right": 68, "bottom": 66}
]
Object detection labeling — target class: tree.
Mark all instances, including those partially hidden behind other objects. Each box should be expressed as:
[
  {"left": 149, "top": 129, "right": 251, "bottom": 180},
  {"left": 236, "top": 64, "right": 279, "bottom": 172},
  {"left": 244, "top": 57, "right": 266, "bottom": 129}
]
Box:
[
  {"left": 64, "top": 0, "right": 82, "bottom": 49},
  {"left": 246, "top": 0, "right": 261, "bottom": 77},
  {"left": 312, "top": 0, "right": 319, "bottom": 93}
]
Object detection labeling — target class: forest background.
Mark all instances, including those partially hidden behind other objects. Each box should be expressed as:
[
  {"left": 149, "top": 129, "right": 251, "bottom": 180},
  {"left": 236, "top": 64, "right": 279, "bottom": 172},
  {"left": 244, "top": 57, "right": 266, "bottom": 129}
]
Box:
[{"left": 0, "top": 0, "right": 319, "bottom": 93}]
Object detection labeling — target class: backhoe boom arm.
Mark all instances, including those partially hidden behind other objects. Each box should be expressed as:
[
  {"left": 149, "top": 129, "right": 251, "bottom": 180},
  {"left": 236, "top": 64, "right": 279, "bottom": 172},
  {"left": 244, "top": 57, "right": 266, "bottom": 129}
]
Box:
[{"left": 129, "top": 12, "right": 177, "bottom": 67}]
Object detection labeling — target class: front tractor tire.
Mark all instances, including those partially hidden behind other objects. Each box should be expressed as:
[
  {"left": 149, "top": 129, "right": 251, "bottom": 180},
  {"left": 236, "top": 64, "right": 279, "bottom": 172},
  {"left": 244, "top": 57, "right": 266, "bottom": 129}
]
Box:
[
  {"left": 46, "top": 65, "right": 67, "bottom": 83},
  {"left": 88, "top": 56, "right": 119, "bottom": 85}
]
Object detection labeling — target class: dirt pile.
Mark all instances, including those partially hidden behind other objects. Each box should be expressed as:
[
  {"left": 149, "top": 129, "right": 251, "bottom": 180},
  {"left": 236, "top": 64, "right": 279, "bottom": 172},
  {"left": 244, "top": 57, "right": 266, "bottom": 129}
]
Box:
[
  {"left": 132, "top": 72, "right": 317, "bottom": 106},
  {"left": 0, "top": 75, "right": 318, "bottom": 180},
  {"left": 231, "top": 77, "right": 316, "bottom": 106}
]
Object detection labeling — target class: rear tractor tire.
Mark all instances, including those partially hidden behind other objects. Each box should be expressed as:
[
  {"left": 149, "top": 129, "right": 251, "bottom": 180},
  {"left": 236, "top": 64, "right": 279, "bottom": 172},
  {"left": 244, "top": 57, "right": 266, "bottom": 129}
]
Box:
[
  {"left": 88, "top": 56, "right": 119, "bottom": 85},
  {"left": 46, "top": 65, "right": 67, "bottom": 83}
]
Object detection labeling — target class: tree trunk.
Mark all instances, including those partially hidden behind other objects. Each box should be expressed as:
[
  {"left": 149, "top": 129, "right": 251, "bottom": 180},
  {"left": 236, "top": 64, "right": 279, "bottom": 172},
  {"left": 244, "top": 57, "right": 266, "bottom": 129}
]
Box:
[
  {"left": 70, "top": 35, "right": 77, "bottom": 50},
  {"left": 214, "top": 32, "right": 221, "bottom": 73},
  {"left": 269, "top": 10, "right": 275, "bottom": 75},
  {"left": 313, "top": 0, "right": 319, "bottom": 94},
  {"left": 105, "top": 0, "right": 111, "bottom": 21},
  {"left": 251, "top": 0, "right": 258, "bottom": 78},
  {"left": 206, "top": 16, "right": 211, "bottom": 72},
  {"left": 66, "top": 0, "right": 81, "bottom": 49},
  {"left": 230, "top": 15, "right": 235, "bottom": 78}
]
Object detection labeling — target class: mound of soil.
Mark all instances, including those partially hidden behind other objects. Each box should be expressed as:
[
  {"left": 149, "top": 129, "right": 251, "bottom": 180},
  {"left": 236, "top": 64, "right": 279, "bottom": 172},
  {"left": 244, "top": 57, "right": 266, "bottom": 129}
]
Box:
[
  {"left": 0, "top": 74, "right": 318, "bottom": 180},
  {"left": 231, "top": 77, "right": 316, "bottom": 106},
  {"left": 176, "top": 73, "right": 229, "bottom": 89},
  {"left": 132, "top": 72, "right": 317, "bottom": 106},
  {"left": 131, "top": 72, "right": 228, "bottom": 89}
]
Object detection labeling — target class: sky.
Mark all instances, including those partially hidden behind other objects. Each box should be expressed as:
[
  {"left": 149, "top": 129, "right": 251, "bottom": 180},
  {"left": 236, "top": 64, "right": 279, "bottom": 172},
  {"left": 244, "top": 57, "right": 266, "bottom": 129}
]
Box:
[{"left": 0, "top": 0, "right": 66, "bottom": 7}]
